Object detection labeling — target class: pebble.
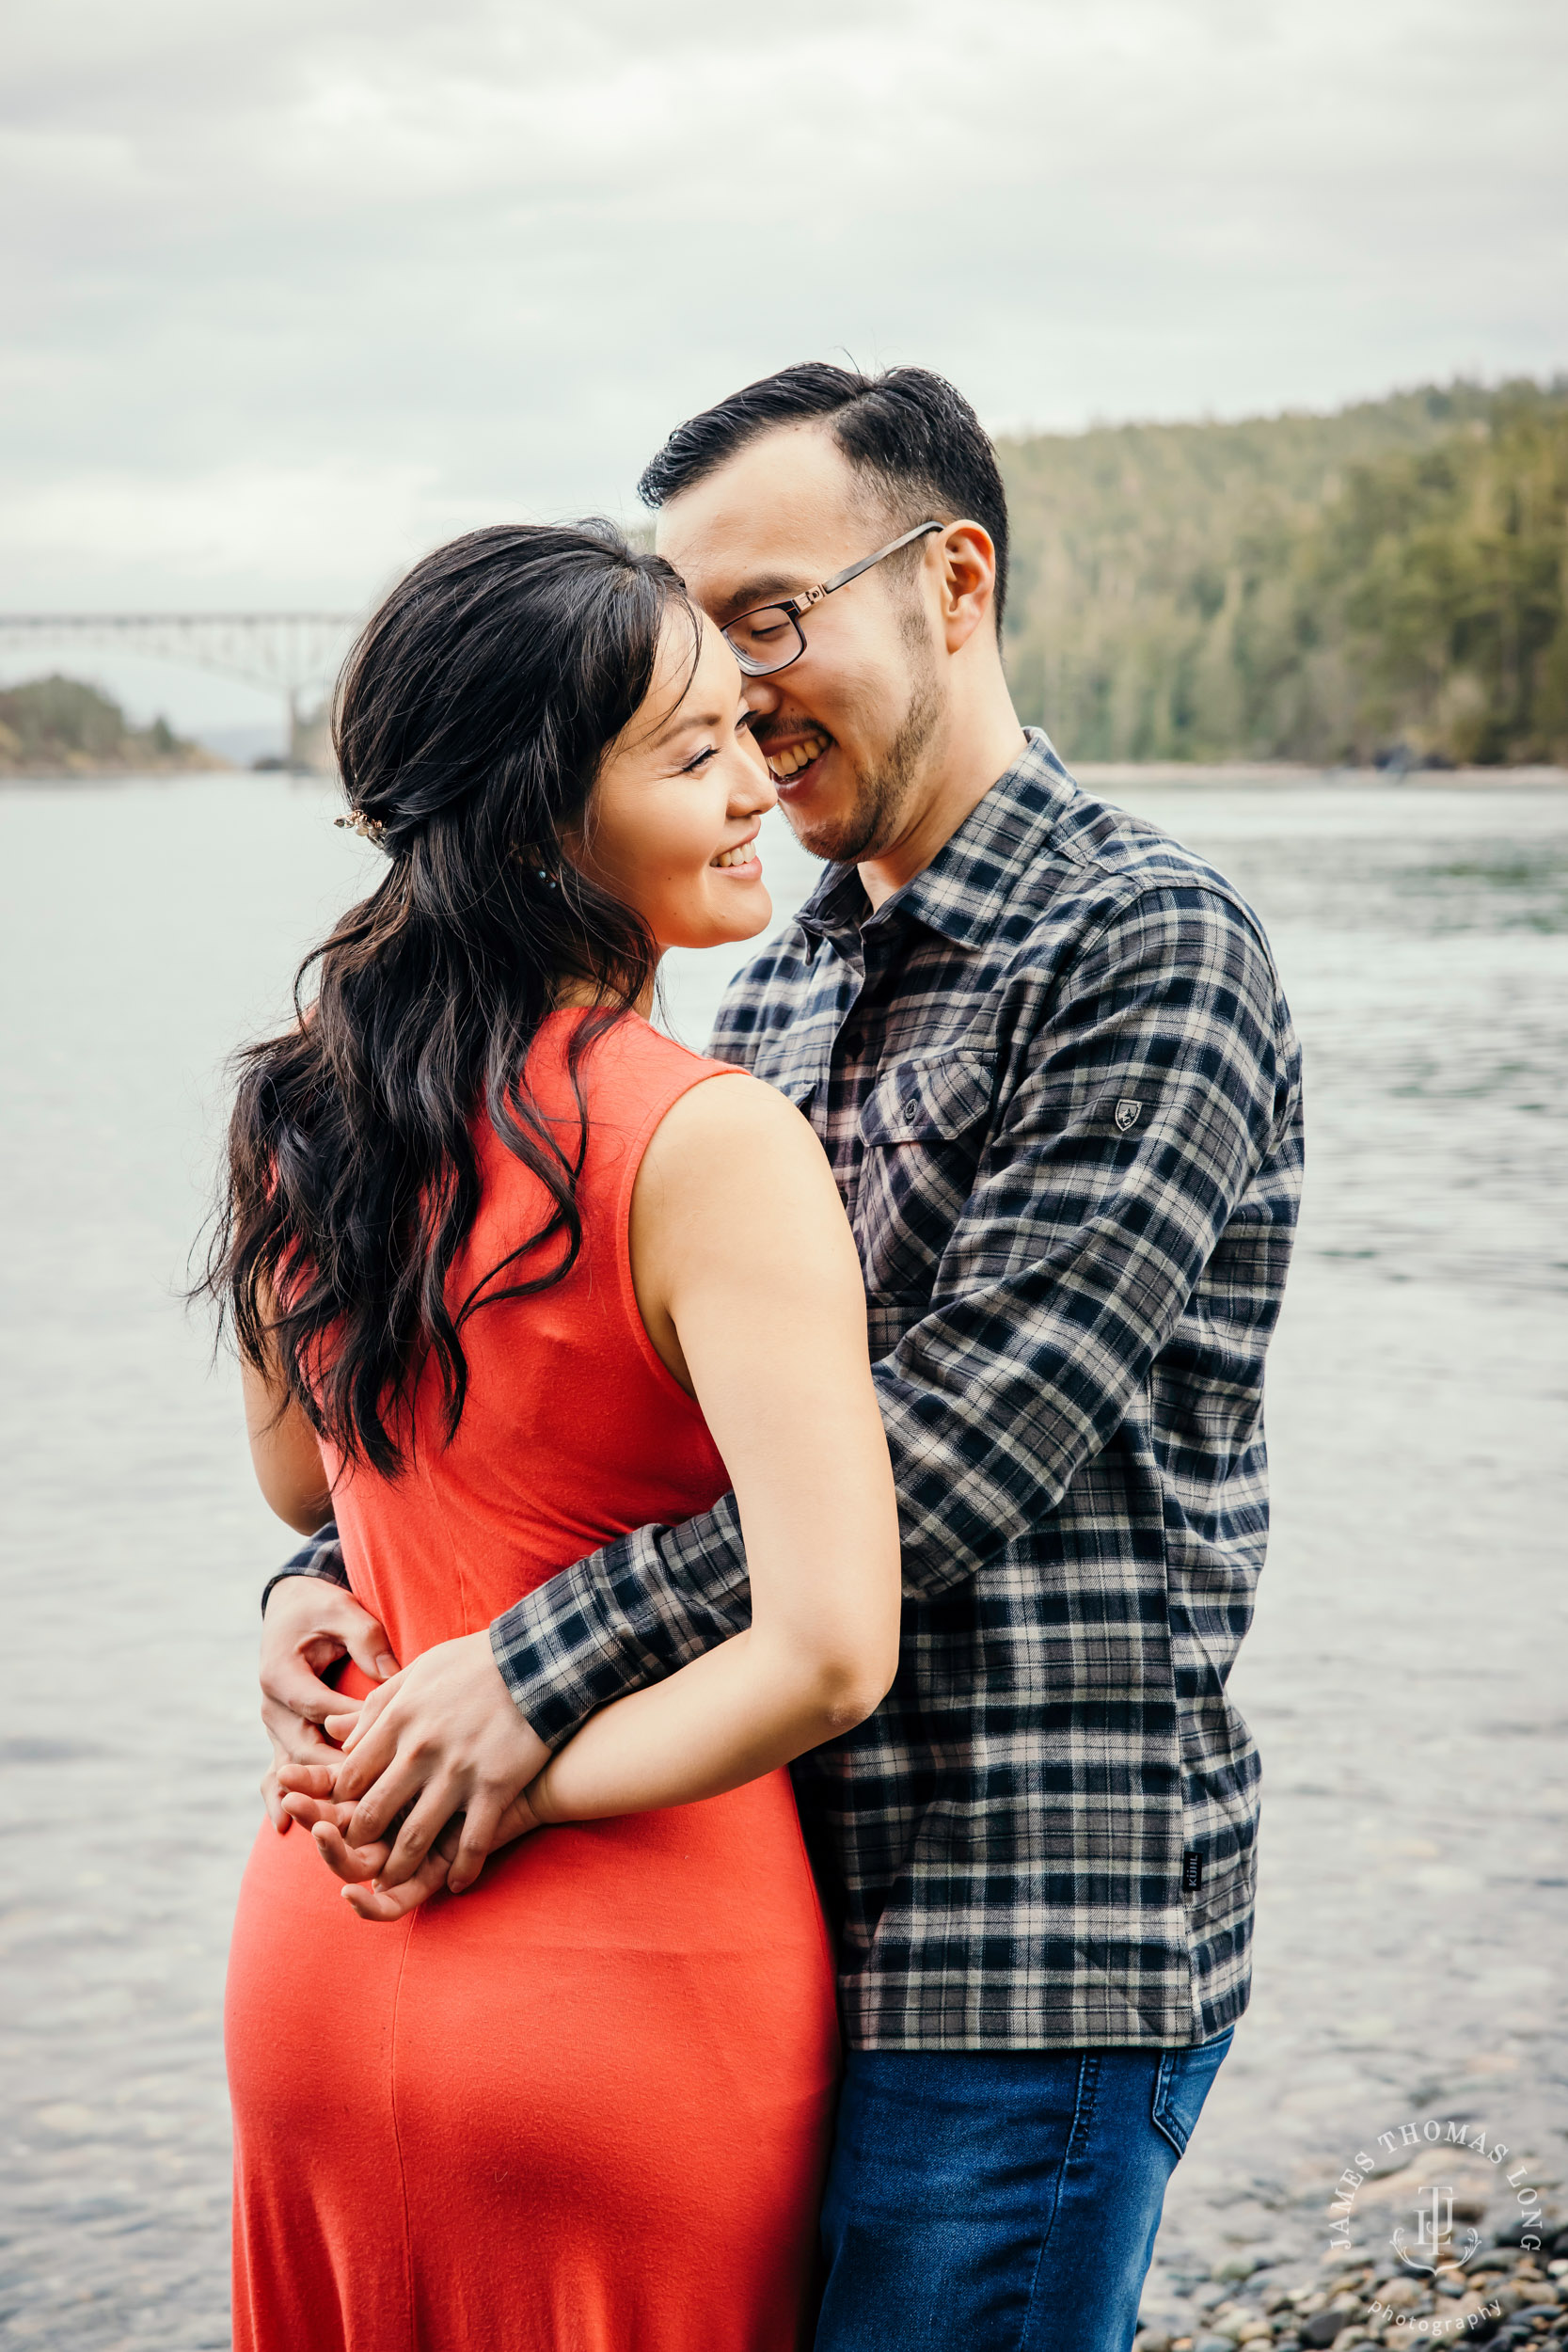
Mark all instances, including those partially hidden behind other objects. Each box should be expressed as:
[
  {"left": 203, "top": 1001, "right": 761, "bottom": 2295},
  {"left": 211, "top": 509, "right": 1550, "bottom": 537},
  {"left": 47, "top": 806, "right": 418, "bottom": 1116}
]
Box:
[{"left": 1134, "top": 2226, "right": 1568, "bottom": 2352}]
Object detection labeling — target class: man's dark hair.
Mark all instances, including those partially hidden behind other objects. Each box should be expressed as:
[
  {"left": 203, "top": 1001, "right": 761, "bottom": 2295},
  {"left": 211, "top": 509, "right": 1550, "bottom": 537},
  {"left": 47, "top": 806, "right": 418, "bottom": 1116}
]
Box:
[{"left": 638, "top": 361, "right": 1010, "bottom": 631}]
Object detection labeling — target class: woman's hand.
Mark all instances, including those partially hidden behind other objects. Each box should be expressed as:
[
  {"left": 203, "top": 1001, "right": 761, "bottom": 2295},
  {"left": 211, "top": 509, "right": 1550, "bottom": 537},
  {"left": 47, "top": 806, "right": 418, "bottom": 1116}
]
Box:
[
  {"left": 258, "top": 1577, "right": 398, "bottom": 1831},
  {"left": 302, "top": 1788, "right": 543, "bottom": 1921},
  {"left": 313, "top": 1815, "right": 459, "bottom": 1920},
  {"left": 323, "top": 1629, "right": 551, "bottom": 1896}
]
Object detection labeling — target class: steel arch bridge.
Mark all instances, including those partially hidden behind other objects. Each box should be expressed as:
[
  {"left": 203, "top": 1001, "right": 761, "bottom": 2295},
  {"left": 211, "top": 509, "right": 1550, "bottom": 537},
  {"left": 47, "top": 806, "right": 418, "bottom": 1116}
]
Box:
[{"left": 0, "top": 612, "right": 362, "bottom": 768}]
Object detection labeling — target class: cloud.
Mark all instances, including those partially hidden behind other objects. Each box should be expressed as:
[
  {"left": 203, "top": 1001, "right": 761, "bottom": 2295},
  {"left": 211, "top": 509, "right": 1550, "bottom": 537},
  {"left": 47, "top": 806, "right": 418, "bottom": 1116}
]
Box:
[
  {"left": 2, "top": 0, "right": 1564, "bottom": 628},
  {"left": 0, "top": 459, "right": 460, "bottom": 608}
]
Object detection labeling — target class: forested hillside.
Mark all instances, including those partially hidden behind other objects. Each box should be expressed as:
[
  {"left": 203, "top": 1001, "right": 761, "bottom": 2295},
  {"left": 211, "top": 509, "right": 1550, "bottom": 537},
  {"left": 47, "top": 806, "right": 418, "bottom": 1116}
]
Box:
[
  {"left": 998, "top": 380, "right": 1568, "bottom": 766},
  {"left": 0, "top": 675, "right": 217, "bottom": 777}
]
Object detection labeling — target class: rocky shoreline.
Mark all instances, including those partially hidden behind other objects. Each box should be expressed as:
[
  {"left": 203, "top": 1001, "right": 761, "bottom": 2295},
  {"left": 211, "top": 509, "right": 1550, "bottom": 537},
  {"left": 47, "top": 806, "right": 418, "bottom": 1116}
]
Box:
[{"left": 1138, "top": 2221, "right": 1568, "bottom": 2352}]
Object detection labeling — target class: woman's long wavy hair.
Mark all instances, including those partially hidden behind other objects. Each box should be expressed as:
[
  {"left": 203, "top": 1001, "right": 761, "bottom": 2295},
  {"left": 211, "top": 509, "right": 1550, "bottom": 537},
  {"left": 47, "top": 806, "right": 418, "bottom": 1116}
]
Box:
[{"left": 201, "top": 521, "right": 697, "bottom": 1476}]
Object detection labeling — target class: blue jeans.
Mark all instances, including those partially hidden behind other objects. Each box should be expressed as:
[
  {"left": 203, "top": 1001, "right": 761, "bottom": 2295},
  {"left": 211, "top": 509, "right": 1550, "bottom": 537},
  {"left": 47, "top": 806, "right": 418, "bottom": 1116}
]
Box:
[{"left": 816, "top": 2030, "right": 1233, "bottom": 2352}]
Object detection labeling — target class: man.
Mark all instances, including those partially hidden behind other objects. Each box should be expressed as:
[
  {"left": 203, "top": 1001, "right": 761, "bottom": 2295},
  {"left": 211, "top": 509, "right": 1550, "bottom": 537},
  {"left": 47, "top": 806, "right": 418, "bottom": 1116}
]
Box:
[{"left": 261, "top": 363, "right": 1303, "bottom": 2350}]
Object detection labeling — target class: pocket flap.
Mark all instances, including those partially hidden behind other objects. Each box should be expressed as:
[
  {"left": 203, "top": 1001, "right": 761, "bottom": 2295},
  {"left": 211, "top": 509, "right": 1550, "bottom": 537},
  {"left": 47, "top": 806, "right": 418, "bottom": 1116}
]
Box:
[{"left": 860, "top": 1051, "right": 991, "bottom": 1146}]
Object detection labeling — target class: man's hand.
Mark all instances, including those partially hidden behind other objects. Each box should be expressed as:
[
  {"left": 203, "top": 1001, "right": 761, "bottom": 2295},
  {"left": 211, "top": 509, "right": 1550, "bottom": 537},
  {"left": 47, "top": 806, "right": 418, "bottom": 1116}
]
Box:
[
  {"left": 324, "top": 1629, "right": 550, "bottom": 1896},
  {"left": 259, "top": 1577, "right": 398, "bottom": 1832}
]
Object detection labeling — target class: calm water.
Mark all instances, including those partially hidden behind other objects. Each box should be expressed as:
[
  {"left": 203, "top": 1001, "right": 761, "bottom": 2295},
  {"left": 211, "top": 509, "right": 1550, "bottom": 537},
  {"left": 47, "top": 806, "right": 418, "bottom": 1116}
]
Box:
[{"left": 1, "top": 774, "right": 1565, "bottom": 2346}]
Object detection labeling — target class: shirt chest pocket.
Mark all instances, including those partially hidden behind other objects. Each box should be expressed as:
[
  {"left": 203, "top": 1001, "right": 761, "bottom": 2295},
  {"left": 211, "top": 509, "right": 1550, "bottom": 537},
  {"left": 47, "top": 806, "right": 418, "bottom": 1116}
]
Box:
[{"left": 854, "top": 1050, "right": 992, "bottom": 1301}]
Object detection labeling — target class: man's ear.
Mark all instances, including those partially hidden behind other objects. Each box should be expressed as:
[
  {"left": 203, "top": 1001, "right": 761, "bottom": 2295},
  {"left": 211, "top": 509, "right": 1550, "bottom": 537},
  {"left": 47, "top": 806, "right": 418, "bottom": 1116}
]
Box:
[{"left": 936, "top": 523, "right": 997, "bottom": 655}]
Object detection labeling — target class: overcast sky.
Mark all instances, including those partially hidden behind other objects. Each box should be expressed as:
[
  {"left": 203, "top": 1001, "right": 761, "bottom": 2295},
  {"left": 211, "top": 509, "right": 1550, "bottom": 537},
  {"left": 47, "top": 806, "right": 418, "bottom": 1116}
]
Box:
[{"left": 4, "top": 0, "right": 1565, "bottom": 727}]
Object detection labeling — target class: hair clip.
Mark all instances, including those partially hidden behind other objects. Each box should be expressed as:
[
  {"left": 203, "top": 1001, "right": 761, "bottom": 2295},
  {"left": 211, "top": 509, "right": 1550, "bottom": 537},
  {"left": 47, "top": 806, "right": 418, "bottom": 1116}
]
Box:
[{"left": 335, "top": 809, "right": 387, "bottom": 844}]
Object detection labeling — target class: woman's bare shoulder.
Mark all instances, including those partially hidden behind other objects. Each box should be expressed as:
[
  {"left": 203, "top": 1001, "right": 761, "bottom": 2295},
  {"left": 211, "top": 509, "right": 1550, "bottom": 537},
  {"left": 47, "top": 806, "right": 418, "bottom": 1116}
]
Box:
[
  {"left": 652, "top": 1064, "right": 821, "bottom": 1160},
  {"left": 636, "top": 1067, "right": 839, "bottom": 1241}
]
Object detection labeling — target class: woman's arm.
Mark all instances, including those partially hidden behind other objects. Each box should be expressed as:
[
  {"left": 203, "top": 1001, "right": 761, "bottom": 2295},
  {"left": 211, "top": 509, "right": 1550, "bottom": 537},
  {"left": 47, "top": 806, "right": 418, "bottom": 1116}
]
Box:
[
  {"left": 241, "top": 1339, "right": 335, "bottom": 1535},
  {"left": 525, "top": 1072, "right": 900, "bottom": 1823},
  {"left": 325, "top": 1072, "right": 900, "bottom": 1902},
  {"left": 241, "top": 1336, "right": 336, "bottom": 1534}
]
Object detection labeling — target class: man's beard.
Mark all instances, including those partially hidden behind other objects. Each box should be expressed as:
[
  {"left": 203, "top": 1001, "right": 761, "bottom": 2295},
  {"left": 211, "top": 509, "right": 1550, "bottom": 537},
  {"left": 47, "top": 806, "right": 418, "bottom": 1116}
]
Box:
[{"left": 788, "top": 652, "right": 944, "bottom": 869}]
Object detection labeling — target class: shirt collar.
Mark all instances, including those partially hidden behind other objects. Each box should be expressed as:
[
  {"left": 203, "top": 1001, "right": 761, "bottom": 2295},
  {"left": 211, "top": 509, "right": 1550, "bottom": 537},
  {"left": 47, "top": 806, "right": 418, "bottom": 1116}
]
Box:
[{"left": 794, "top": 728, "right": 1077, "bottom": 953}]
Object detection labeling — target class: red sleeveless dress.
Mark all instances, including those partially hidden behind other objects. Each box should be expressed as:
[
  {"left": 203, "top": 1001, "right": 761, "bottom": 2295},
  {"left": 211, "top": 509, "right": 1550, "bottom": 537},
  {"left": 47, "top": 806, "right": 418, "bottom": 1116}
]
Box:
[{"left": 225, "top": 1011, "right": 839, "bottom": 2352}]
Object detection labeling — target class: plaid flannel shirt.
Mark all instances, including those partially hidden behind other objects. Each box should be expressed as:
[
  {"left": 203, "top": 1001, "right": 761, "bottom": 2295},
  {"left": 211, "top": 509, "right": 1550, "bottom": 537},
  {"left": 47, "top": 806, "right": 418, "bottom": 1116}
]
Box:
[{"left": 280, "top": 732, "right": 1303, "bottom": 2051}]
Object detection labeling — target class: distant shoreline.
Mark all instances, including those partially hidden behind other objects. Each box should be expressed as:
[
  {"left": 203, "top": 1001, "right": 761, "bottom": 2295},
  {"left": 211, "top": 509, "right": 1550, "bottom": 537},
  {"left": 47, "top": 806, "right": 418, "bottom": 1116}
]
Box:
[
  {"left": 0, "top": 759, "right": 247, "bottom": 788},
  {"left": 1076, "top": 762, "right": 1568, "bottom": 789},
  {"left": 5, "top": 761, "right": 1565, "bottom": 793},
  {"left": 0, "top": 675, "right": 230, "bottom": 782},
  {"left": 0, "top": 755, "right": 231, "bottom": 785}
]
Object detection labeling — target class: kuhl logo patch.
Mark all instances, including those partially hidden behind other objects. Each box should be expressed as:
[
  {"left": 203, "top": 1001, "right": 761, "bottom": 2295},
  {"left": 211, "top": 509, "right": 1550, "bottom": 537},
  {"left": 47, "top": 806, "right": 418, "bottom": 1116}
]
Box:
[{"left": 1115, "top": 1099, "right": 1142, "bottom": 1133}]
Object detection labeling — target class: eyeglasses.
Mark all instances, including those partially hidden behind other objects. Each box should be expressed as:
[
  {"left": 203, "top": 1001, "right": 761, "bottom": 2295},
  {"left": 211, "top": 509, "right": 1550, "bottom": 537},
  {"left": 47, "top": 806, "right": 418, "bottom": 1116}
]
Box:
[{"left": 721, "top": 519, "right": 943, "bottom": 678}]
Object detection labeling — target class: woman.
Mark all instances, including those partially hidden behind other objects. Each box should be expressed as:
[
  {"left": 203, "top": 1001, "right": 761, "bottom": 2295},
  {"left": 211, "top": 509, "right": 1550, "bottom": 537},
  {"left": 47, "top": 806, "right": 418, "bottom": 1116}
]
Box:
[{"left": 211, "top": 522, "right": 901, "bottom": 2352}]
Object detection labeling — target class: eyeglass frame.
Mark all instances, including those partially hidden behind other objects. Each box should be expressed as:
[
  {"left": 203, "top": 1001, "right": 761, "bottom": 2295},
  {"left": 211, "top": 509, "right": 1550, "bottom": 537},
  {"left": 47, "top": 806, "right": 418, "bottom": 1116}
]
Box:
[{"left": 721, "top": 518, "right": 944, "bottom": 677}]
